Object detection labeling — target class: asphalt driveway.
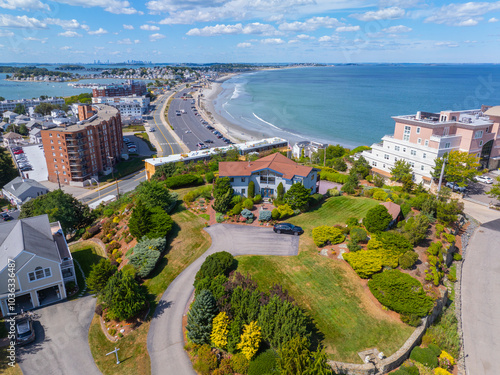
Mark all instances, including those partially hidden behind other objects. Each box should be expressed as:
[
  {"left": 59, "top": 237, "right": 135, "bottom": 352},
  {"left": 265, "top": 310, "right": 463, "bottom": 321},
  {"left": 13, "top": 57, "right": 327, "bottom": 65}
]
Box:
[
  {"left": 462, "top": 216, "right": 500, "bottom": 375},
  {"left": 17, "top": 295, "right": 100, "bottom": 375},
  {"left": 147, "top": 224, "right": 299, "bottom": 375}
]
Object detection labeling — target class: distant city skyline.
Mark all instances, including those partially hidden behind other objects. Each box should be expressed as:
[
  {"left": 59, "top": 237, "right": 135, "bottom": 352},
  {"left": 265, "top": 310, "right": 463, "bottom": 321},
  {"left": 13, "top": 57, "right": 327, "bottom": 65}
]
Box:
[{"left": 1, "top": 0, "right": 500, "bottom": 64}]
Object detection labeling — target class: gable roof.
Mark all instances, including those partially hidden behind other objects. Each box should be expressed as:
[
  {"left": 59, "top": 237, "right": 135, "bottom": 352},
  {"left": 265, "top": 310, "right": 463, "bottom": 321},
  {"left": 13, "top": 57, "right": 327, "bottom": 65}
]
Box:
[
  {"left": 219, "top": 153, "right": 313, "bottom": 179},
  {"left": 0, "top": 215, "right": 61, "bottom": 271},
  {"left": 3, "top": 132, "right": 22, "bottom": 139},
  {"left": 484, "top": 106, "right": 500, "bottom": 117},
  {"left": 29, "top": 128, "right": 42, "bottom": 136},
  {"left": 381, "top": 201, "right": 402, "bottom": 221},
  {"left": 2, "top": 177, "right": 48, "bottom": 201}
]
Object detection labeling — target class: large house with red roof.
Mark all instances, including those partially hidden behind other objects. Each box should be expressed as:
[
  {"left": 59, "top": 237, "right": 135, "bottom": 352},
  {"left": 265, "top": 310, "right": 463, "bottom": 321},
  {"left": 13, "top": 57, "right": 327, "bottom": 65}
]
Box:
[{"left": 218, "top": 153, "right": 318, "bottom": 198}]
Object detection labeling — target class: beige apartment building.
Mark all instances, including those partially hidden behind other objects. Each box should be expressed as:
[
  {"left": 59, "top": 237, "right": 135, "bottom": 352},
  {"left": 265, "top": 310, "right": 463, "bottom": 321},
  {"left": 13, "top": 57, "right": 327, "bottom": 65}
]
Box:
[
  {"left": 363, "top": 105, "right": 500, "bottom": 184},
  {"left": 41, "top": 104, "right": 123, "bottom": 186}
]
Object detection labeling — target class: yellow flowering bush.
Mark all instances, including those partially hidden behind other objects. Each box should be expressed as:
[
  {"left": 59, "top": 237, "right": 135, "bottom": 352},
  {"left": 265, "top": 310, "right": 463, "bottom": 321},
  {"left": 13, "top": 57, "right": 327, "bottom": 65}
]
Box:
[{"left": 434, "top": 368, "right": 452, "bottom": 375}]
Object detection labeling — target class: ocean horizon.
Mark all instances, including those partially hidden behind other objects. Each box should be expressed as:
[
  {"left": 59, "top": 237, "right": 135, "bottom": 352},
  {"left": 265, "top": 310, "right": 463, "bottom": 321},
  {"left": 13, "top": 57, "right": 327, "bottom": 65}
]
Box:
[{"left": 213, "top": 65, "right": 500, "bottom": 148}]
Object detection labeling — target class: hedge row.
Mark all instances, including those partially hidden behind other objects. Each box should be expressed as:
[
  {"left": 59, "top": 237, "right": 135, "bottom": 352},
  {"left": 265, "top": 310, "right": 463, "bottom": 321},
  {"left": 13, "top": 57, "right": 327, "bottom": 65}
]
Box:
[
  {"left": 164, "top": 174, "right": 204, "bottom": 189},
  {"left": 319, "top": 171, "right": 349, "bottom": 184},
  {"left": 343, "top": 250, "right": 383, "bottom": 278}
]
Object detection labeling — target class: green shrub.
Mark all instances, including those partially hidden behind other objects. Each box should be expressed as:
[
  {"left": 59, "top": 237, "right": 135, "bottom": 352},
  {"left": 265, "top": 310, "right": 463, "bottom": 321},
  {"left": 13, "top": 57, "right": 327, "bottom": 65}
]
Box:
[
  {"left": 241, "top": 209, "right": 254, "bottom": 220},
  {"left": 243, "top": 198, "right": 254, "bottom": 210},
  {"left": 127, "top": 237, "right": 166, "bottom": 278},
  {"left": 453, "top": 253, "right": 462, "bottom": 261},
  {"left": 216, "top": 212, "right": 225, "bottom": 223},
  {"left": 346, "top": 217, "right": 360, "bottom": 228},
  {"left": 271, "top": 208, "right": 280, "bottom": 220},
  {"left": 401, "top": 202, "right": 412, "bottom": 217},
  {"left": 393, "top": 364, "right": 420, "bottom": 375},
  {"left": 205, "top": 171, "right": 215, "bottom": 183},
  {"left": 427, "top": 343, "right": 442, "bottom": 357},
  {"left": 194, "top": 251, "right": 235, "bottom": 288},
  {"left": 248, "top": 180, "right": 255, "bottom": 198},
  {"left": 400, "top": 314, "right": 422, "bottom": 327},
  {"left": 399, "top": 251, "right": 419, "bottom": 270},
  {"left": 328, "top": 188, "right": 341, "bottom": 197},
  {"left": 350, "top": 227, "right": 367, "bottom": 243},
  {"left": 312, "top": 225, "right": 345, "bottom": 247},
  {"left": 435, "top": 224, "right": 445, "bottom": 238},
  {"left": 443, "top": 233, "right": 455, "bottom": 244},
  {"left": 230, "top": 203, "right": 243, "bottom": 216},
  {"left": 231, "top": 352, "right": 250, "bottom": 374},
  {"left": 231, "top": 195, "right": 243, "bottom": 205},
  {"left": 248, "top": 349, "right": 279, "bottom": 375},
  {"left": 164, "top": 174, "right": 204, "bottom": 189},
  {"left": 363, "top": 205, "right": 393, "bottom": 233},
  {"left": 344, "top": 250, "right": 383, "bottom": 278},
  {"left": 106, "top": 241, "right": 121, "bottom": 253},
  {"left": 193, "top": 344, "right": 218, "bottom": 375},
  {"left": 373, "top": 190, "right": 389, "bottom": 201},
  {"left": 409, "top": 346, "right": 439, "bottom": 368},
  {"left": 103, "top": 208, "right": 114, "bottom": 217},
  {"left": 347, "top": 240, "right": 361, "bottom": 252},
  {"left": 309, "top": 193, "right": 324, "bottom": 207},
  {"left": 253, "top": 194, "right": 262, "bottom": 204},
  {"left": 258, "top": 210, "right": 272, "bottom": 222},
  {"left": 277, "top": 204, "right": 294, "bottom": 219},
  {"left": 184, "top": 185, "right": 212, "bottom": 203},
  {"left": 369, "top": 270, "right": 434, "bottom": 317}
]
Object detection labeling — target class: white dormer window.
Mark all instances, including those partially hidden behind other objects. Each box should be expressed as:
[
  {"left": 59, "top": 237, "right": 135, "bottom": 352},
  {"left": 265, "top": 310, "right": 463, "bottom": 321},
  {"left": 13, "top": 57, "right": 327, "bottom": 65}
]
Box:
[{"left": 28, "top": 266, "right": 52, "bottom": 282}]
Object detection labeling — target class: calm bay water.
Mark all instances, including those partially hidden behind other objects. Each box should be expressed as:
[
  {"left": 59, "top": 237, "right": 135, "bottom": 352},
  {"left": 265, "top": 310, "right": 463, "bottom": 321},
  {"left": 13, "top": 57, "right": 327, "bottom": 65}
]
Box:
[{"left": 214, "top": 65, "right": 500, "bottom": 148}]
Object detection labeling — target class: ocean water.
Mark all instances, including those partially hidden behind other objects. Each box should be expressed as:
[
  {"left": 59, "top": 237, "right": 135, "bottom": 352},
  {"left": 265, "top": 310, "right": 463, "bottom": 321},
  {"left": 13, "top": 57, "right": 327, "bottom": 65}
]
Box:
[{"left": 214, "top": 65, "right": 500, "bottom": 148}]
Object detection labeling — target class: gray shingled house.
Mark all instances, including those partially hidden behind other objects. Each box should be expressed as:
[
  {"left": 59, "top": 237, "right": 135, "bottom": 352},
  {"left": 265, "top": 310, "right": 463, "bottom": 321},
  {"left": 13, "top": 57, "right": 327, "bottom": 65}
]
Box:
[{"left": 2, "top": 177, "right": 49, "bottom": 208}]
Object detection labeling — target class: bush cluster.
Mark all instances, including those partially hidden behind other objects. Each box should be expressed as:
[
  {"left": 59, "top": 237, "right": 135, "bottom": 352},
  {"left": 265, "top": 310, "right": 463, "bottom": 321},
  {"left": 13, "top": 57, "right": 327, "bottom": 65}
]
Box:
[
  {"left": 184, "top": 185, "right": 212, "bottom": 203},
  {"left": 319, "top": 171, "right": 349, "bottom": 184},
  {"left": 312, "top": 225, "right": 345, "bottom": 247},
  {"left": 410, "top": 346, "right": 439, "bottom": 368},
  {"left": 194, "top": 251, "right": 235, "bottom": 289},
  {"left": 343, "top": 250, "right": 383, "bottom": 278},
  {"left": 164, "top": 174, "right": 204, "bottom": 189},
  {"left": 258, "top": 210, "right": 272, "bottom": 222}
]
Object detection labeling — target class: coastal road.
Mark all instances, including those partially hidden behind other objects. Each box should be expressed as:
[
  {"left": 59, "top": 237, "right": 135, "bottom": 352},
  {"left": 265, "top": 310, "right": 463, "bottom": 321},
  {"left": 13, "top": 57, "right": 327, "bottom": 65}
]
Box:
[
  {"left": 462, "top": 215, "right": 500, "bottom": 375},
  {"left": 150, "top": 92, "right": 184, "bottom": 157},
  {"left": 168, "top": 88, "right": 231, "bottom": 151},
  {"left": 147, "top": 224, "right": 299, "bottom": 375}
]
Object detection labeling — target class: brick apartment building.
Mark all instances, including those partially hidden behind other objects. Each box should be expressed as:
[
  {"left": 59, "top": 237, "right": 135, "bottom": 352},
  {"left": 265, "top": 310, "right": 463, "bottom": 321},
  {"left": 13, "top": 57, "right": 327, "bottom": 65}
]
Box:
[
  {"left": 363, "top": 105, "right": 500, "bottom": 184},
  {"left": 41, "top": 104, "right": 124, "bottom": 186},
  {"left": 92, "top": 80, "right": 147, "bottom": 97}
]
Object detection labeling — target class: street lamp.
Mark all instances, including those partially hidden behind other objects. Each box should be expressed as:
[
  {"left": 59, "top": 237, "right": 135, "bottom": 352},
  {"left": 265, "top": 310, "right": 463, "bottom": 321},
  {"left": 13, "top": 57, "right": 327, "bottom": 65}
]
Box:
[
  {"left": 90, "top": 177, "right": 100, "bottom": 199},
  {"left": 108, "top": 156, "right": 120, "bottom": 199}
]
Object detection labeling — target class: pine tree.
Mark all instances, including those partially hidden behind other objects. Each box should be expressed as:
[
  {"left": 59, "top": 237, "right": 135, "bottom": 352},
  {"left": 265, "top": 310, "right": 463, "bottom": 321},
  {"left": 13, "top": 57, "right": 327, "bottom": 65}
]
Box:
[
  {"left": 186, "top": 289, "right": 218, "bottom": 345},
  {"left": 128, "top": 200, "right": 152, "bottom": 239},
  {"left": 277, "top": 336, "right": 333, "bottom": 375},
  {"left": 248, "top": 180, "right": 255, "bottom": 198},
  {"left": 237, "top": 321, "right": 262, "bottom": 360},
  {"left": 277, "top": 182, "right": 284, "bottom": 200},
  {"left": 211, "top": 312, "right": 230, "bottom": 349},
  {"left": 227, "top": 316, "right": 243, "bottom": 354},
  {"left": 87, "top": 258, "right": 117, "bottom": 293},
  {"left": 284, "top": 183, "right": 311, "bottom": 210}
]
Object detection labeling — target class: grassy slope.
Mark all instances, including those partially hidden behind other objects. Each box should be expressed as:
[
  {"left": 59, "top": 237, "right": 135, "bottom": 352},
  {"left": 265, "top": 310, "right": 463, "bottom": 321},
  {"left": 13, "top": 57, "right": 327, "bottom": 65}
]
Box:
[
  {"left": 237, "top": 196, "right": 414, "bottom": 363},
  {"left": 70, "top": 240, "right": 106, "bottom": 291}
]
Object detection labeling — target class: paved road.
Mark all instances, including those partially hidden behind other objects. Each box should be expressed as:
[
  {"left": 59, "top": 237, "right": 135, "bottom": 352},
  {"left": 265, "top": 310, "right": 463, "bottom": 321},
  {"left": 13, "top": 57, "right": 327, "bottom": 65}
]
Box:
[
  {"left": 150, "top": 93, "right": 184, "bottom": 157},
  {"left": 17, "top": 295, "right": 100, "bottom": 375},
  {"left": 147, "top": 224, "right": 299, "bottom": 375},
  {"left": 168, "top": 88, "right": 230, "bottom": 151},
  {"left": 462, "top": 215, "right": 500, "bottom": 375}
]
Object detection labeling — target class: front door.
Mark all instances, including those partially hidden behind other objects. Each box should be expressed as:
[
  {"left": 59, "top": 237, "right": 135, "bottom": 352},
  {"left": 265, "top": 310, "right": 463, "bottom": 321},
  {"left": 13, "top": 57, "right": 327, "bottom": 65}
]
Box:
[{"left": 261, "top": 188, "right": 274, "bottom": 198}]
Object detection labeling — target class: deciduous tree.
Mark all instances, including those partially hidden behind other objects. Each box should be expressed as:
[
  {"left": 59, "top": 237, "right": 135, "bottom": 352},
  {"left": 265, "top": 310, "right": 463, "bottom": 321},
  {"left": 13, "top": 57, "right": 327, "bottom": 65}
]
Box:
[
  {"left": 0, "top": 146, "right": 18, "bottom": 187},
  {"left": 237, "top": 321, "right": 262, "bottom": 360},
  {"left": 432, "top": 151, "right": 480, "bottom": 186},
  {"left": 284, "top": 183, "right": 310, "bottom": 210}
]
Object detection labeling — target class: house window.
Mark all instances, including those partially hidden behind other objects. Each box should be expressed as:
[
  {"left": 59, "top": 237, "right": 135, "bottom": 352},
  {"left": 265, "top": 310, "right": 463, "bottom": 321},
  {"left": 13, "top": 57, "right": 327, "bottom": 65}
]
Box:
[
  {"left": 49, "top": 133, "right": 52, "bottom": 137},
  {"left": 403, "top": 147, "right": 406, "bottom": 152},
  {"left": 416, "top": 127, "right": 421, "bottom": 134},
  {"left": 417, "top": 138, "right": 421, "bottom": 144},
  {"left": 403, "top": 126, "right": 411, "bottom": 141},
  {"left": 411, "top": 150, "right": 416, "bottom": 156},
  {"left": 384, "top": 154, "right": 389, "bottom": 160},
  {"left": 28, "top": 267, "right": 52, "bottom": 282},
  {"left": 421, "top": 165, "right": 424, "bottom": 171},
  {"left": 424, "top": 140, "right": 429, "bottom": 146},
  {"left": 443, "top": 127, "right": 449, "bottom": 136},
  {"left": 475, "top": 130, "right": 483, "bottom": 139},
  {"left": 395, "top": 146, "right": 400, "bottom": 151},
  {"left": 241, "top": 178, "right": 245, "bottom": 182},
  {"left": 241, "top": 188, "right": 246, "bottom": 195},
  {"left": 372, "top": 161, "right": 377, "bottom": 166},
  {"left": 479, "top": 140, "right": 483, "bottom": 146},
  {"left": 445, "top": 142, "right": 451, "bottom": 148},
  {"left": 423, "top": 153, "right": 427, "bottom": 159}
]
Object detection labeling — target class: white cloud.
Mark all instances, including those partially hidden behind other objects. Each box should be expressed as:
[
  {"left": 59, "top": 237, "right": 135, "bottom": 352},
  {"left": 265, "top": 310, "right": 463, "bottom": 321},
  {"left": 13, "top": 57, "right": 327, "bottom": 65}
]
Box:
[
  {"left": 0, "top": 0, "right": 49, "bottom": 11},
  {"left": 237, "top": 42, "right": 251, "bottom": 48},
  {"left": 51, "top": 0, "right": 139, "bottom": 14},
  {"left": 58, "top": 30, "right": 82, "bottom": 37},
  {"left": 88, "top": 27, "right": 108, "bottom": 35},
  {"left": 261, "top": 38, "right": 284, "bottom": 44},
  {"left": 117, "top": 38, "right": 132, "bottom": 44},
  {"left": 296, "top": 33, "right": 314, "bottom": 39},
  {"left": 187, "top": 22, "right": 278, "bottom": 36},
  {"left": 279, "top": 16, "right": 342, "bottom": 32},
  {"left": 435, "top": 41, "right": 459, "bottom": 47},
  {"left": 45, "top": 18, "right": 88, "bottom": 30},
  {"left": 0, "top": 14, "right": 47, "bottom": 28},
  {"left": 24, "top": 36, "right": 47, "bottom": 43},
  {"left": 425, "top": 1, "right": 500, "bottom": 26},
  {"left": 140, "top": 24, "right": 160, "bottom": 31},
  {"left": 489, "top": 17, "right": 499, "bottom": 22},
  {"left": 336, "top": 25, "right": 360, "bottom": 32},
  {"left": 0, "top": 29, "right": 13, "bottom": 36},
  {"left": 123, "top": 24, "right": 134, "bottom": 29},
  {"left": 318, "top": 35, "right": 340, "bottom": 42},
  {"left": 60, "top": 45, "right": 71, "bottom": 50},
  {"left": 149, "top": 32, "right": 165, "bottom": 41},
  {"left": 134, "top": 39, "right": 140, "bottom": 43},
  {"left": 351, "top": 7, "right": 405, "bottom": 21},
  {"left": 382, "top": 25, "right": 412, "bottom": 33}
]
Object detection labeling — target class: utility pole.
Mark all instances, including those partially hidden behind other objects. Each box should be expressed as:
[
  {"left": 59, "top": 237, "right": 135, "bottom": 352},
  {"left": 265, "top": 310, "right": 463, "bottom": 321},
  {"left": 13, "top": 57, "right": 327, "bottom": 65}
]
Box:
[
  {"left": 56, "top": 171, "right": 61, "bottom": 190},
  {"left": 437, "top": 156, "right": 447, "bottom": 197}
]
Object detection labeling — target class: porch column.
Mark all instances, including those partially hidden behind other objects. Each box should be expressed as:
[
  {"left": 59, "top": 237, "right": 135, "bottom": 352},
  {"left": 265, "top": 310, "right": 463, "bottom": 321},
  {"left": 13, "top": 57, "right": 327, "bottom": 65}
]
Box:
[{"left": 31, "top": 291, "right": 40, "bottom": 308}]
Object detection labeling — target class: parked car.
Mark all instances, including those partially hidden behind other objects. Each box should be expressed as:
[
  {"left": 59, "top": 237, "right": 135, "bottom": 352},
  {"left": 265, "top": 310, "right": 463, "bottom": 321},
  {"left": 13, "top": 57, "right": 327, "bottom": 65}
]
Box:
[
  {"left": 13, "top": 150, "right": 24, "bottom": 155},
  {"left": 204, "top": 139, "right": 214, "bottom": 143},
  {"left": 445, "top": 182, "right": 467, "bottom": 193},
  {"left": 20, "top": 166, "right": 33, "bottom": 171},
  {"left": 273, "top": 223, "right": 304, "bottom": 236},
  {"left": 475, "top": 175, "right": 494, "bottom": 184},
  {"left": 15, "top": 315, "right": 35, "bottom": 346},
  {"left": 123, "top": 137, "right": 130, "bottom": 142},
  {"left": 1, "top": 212, "right": 13, "bottom": 221},
  {"left": 149, "top": 127, "right": 155, "bottom": 132}
]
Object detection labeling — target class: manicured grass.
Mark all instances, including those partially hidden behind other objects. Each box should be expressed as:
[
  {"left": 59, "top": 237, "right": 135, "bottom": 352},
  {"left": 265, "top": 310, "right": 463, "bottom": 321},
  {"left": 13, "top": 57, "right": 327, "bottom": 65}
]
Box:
[
  {"left": 236, "top": 196, "right": 413, "bottom": 363},
  {"left": 88, "top": 206, "right": 211, "bottom": 375},
  {"left": 0, "top": 347, "right": 22, "bottom": 375},
  {"left": 123, "top": 125, "right": 145, "bottom": 132},
  {"left": 89, "top": 316, "right": 151, "bottom": 375},
  {"left": 100, "top": 157, "right": 147, "bottom": 183},
  {"left": 70, "top": 241, "right": 105, "bottom": 291}
]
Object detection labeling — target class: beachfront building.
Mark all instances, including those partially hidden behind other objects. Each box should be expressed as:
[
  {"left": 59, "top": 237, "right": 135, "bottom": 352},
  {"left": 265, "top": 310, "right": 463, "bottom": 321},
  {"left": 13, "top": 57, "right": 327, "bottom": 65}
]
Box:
[
  {"left": 0, "top": 97, "right": 65, "bottom": 113},
  {"left": 144, "top": 137, "right": 288, "bottom": 180},
  {"left": 362, "top": 105, "right": 500, "bottom": 185},
  {"left": 41, "top": 104, "right": 124, "bottom": 186},
  {"left": 219, "top": 153, "right": 318, "bottom": 198},
  {"left": 92, "top": 80, "right": 147, "bottom": 98},
  {"left": 92, "top": 95, "right": 150, "bottom": 118},
  {"left": 292, "top": 141, "right": 327, "bottom": 159}
]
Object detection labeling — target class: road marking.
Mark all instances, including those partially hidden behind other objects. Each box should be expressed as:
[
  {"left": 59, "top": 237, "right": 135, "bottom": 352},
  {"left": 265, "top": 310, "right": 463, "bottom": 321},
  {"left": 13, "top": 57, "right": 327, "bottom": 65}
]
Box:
[
  {"left": 85, "top": 174, "right": 145, "bottom": 205},
  {"left": 153, "top": 94, "right": 175, "bottom": 156}
]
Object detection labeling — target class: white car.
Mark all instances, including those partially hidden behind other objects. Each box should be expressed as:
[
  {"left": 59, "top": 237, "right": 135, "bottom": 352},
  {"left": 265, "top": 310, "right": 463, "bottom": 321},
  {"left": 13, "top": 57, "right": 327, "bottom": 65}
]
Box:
[{"left": 476, "top": 175, "right": 494, "bottom": 184}]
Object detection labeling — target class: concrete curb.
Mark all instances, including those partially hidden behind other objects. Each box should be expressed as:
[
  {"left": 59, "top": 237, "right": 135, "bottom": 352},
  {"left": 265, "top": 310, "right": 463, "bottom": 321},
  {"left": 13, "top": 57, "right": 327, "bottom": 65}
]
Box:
[{"left": 159, "top": 92, "right": 190, "bottom": 154}]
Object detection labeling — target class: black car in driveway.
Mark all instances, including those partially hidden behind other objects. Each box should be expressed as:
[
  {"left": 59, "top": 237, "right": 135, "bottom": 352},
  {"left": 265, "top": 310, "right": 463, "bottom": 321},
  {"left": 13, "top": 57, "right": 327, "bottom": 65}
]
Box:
[
  {"left": 273, "top": 223, "right": 304, "bottom": 235},
  {"left": 15, "top": 315, "right": 36, "bottom": 345}
]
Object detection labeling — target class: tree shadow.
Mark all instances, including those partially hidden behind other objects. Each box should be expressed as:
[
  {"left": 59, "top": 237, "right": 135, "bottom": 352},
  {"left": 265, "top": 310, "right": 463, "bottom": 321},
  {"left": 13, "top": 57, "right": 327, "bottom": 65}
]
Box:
[{"left": 148, "top": 300, "right": 173, "bottom": 320}]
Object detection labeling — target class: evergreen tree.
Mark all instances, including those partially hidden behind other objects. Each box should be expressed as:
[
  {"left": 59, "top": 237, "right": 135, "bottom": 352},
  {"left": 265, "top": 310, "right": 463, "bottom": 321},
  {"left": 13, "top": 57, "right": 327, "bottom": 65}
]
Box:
[
  {"left": 186, "top": 289, "right": 218, "bottom": 345},
  {"left": 100, "top": 271, "right": 148, "bottom": 321},
  {"left": 390, "top": 159, "right": 413, "bottom": 183},
  {"left": 278, "top": 335, "right": 333, "bottom": 375},
  {"left": 211, "top": 312, "right": 230, "bottom": 349},
  {"left": 87, "top": 259, "right": 117, "bottom": 294},
  {"left": 128, "top": 200, "right": 152, "bottom": 239},
  {"left": 284, "top": 183, "right": 311, "bottom": 210},
  {"left": 227, "top": 316, "right": 244, "bottom": 354},
  {"left": 248, "top": 180, "right": 255, "bottom": 198},
  {"left": 277, "top": 182, "right": 285, "bottom": 200},
  {"left": 212, "top": 188, "right": 233, "bottom": 213},
  {"left": 148, "top": 207, "right": 174, "bottom": 239},
  {"left": 237, "top": 321, "right": 262, "bottom": 360},
  {"left": 136, "top": 179, "right": 173, "bottom": 210},
  {"left": 362, "top": 205, "right": 393, "bottom": 233},
  {"left": 342, "top": 171, "right": 359, "bottom": 195},
  {"left": 0, "top": 146, "right": 18, "bottom": 187}
]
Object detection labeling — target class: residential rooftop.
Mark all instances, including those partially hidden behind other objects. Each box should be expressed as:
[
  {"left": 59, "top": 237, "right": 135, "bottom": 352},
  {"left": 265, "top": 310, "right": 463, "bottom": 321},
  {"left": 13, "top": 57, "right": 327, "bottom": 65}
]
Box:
[
  {"left": 393, "top": 109, "right": 493, "bottom": 127},
  {"left": 47, "top": 104, "right": 119, "bottom": 133}
]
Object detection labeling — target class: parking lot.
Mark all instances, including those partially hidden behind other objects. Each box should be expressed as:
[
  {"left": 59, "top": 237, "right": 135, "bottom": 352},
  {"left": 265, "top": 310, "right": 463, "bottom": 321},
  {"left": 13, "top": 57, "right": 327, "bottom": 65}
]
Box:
[
  {"left": 464, "top": 171, "right": 500, "bottom": 207},
  {"left": 13, "top": 144, "right": 48, "bottom": 181}
]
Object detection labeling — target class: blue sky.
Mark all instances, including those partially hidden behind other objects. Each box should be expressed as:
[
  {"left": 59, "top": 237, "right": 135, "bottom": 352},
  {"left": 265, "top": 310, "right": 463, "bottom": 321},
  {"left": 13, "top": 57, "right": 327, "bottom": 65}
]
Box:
[{"left": 0, "top": 0, "right": 499, "bottom": 63}]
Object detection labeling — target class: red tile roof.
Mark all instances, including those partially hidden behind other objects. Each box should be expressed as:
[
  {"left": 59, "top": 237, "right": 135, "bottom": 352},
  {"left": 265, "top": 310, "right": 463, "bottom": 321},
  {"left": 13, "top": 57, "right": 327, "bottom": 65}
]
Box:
[
  {"left": 381, "top": 201, "right": 402, "bottom": 221},
  {"left": 219, "top": 153, "right": 313, "bottom": 180}
]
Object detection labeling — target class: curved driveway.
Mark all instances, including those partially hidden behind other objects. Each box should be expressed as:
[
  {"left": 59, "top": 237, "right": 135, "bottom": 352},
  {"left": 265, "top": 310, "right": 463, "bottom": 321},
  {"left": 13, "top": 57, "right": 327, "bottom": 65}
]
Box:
[{"left": 147, "top": 224, "right": 299, "bottom": 375}]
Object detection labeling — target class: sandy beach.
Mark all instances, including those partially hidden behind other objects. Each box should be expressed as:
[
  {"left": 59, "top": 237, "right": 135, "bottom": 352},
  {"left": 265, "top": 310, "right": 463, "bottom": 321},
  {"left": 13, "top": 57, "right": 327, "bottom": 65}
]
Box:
[{"left": 198, "top": 72, "right": 264, "bottom": 143}]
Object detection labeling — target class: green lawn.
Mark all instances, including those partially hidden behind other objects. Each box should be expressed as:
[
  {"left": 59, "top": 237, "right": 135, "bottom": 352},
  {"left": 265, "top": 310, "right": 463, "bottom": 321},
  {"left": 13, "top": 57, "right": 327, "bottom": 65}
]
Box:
[
  {"left": 236, "top": 196, "right": 413, "bottom": 363},
  {"left": 100, "top": 157, "right": 147, "bottom": 183},
  {"left": 123, "top": 125, "right": 145, "bottom": 132},
  {"left": 0, "top": 347, "right": 23, "bottom": 375},
  {"left": 69, "top": 241, "right": 106, "bottom": 290}
]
